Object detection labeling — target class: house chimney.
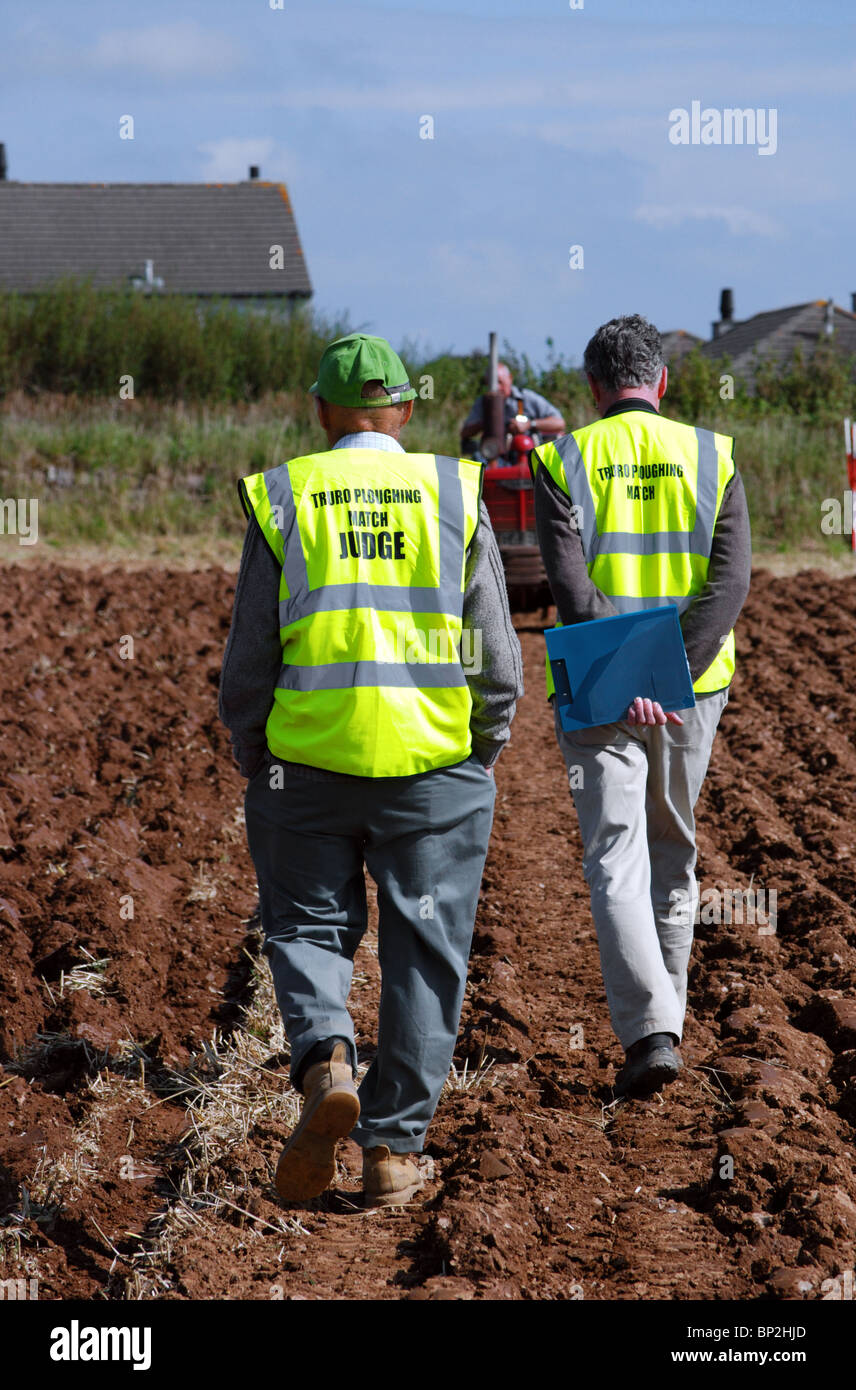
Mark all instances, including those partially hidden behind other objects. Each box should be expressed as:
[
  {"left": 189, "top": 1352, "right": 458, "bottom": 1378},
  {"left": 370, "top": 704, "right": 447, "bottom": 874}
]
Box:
[
  {"left": 824, "top": 298, "right": 835, "bottom": 337},
  {"left": 712, "top": 287, "right": 735, "bottom": 340},
  {"left": 249, "top": 165, "right": 260, "bottom": 180},
  {"left": 851, "top": 292, "right": 856, "bottom": 314},
  {"left": 0, "top": 144, "right": 7, "bottom": 181}
]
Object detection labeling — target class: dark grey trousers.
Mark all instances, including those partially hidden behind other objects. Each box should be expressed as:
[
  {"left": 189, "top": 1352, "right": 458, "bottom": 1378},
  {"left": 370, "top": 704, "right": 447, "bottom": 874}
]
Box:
[{"left": 244, "top": 752, "right": 496, "bottom": 1153}]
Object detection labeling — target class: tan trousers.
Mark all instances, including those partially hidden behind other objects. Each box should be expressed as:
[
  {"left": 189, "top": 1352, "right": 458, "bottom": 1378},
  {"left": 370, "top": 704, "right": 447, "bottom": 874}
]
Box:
[{"left": 554, "top": 688, "right": 729, "bottom": 1050}]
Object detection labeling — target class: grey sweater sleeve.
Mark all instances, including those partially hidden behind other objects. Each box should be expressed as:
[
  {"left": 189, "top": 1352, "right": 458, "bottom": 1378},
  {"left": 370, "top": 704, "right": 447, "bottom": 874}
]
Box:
[
  {"left": 218, "top": 515, "right": 282, "bottom": 777},
  {"left": 219, "top": 498, "right": 524, "bottom": 775},
  {"left": 534, "top": 461, "right": 752, "bottom": 686},
  {"left": 463, "top": 500, "right": 525, "bottom": 766},
  {"left": 679, "top": 469, "right": 752, "bottom": 682}
]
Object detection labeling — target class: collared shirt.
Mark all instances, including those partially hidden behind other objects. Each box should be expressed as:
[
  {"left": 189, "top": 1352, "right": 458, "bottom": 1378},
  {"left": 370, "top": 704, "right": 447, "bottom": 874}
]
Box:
[
  {"left": 332, "top": 431, "right": 404, "bottom": 453},
  {"left": 463, "top": 386, "right": 562, "bottom": 433},
  {"left": 602, "top": 397, "right": 659, "bottom": 418}
]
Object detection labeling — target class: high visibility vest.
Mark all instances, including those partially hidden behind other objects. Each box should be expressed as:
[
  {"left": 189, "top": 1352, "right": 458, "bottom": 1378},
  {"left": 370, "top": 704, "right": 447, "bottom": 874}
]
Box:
[
  {"left": 239, "top": 448, "right": 483, "bottom": 777},
  {"left": 531, "top": 410, "right": 736, "bottom": 696}
]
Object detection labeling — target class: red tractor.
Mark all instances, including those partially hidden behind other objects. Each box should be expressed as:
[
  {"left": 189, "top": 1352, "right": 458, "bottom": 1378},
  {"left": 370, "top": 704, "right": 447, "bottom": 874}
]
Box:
[
  {"left": 482, "top": 438, "right": 553, "bottom": 613},
  {"left": 462, "top": 334, "right": 556, "bottom": 612}
]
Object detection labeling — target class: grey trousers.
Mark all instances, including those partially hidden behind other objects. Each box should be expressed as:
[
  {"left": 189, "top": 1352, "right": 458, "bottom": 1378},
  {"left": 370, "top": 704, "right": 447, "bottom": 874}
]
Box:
[
  {"left": 244, "top": 752, "right": 496, "bottom": 1153},
  {"left": 554, "top": 688, "right": 729, "bottom": 1051}
]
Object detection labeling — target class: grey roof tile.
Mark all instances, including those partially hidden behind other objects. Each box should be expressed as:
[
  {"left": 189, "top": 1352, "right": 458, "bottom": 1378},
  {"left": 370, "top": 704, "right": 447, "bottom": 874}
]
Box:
[
  {"left": 661, "top": 329, "right": 704, "bottom": 361},
  {"left": 0, "top": 182, "right": 312, "bottom": 297},
  {"left": 699, "top": 301, "right": 856, "bottom": 384}
]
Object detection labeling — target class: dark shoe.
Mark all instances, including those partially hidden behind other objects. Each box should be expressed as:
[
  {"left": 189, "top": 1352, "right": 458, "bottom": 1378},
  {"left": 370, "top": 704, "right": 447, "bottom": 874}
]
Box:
[
  {"left": 614, "top": 1032, "right": 681, "bottom": 1098},
  {"left": 275, "top": 1042, "right": 360, "bottom": 1201}
]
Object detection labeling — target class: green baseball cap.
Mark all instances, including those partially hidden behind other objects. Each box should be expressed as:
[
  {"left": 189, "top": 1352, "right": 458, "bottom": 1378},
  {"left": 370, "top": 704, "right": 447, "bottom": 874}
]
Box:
[{"left": 309, "top": 333, "right": 417, "bottom": 408}]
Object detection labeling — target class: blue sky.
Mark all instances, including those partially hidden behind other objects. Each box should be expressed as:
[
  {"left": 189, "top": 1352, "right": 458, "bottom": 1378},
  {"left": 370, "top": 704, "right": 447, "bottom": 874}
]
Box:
[{"left": 3, "top": 0, "right": 854, "bottom": 365}]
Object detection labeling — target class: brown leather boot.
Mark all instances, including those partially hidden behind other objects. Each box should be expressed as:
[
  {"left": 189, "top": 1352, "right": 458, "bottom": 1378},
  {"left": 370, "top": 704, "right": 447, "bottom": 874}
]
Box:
[
  {"left": 275, "top": 1042, "right": 360, "bottom": 1201},
  {"left": 362, "top": 1144, "right": 425, "bottom": 1208}
]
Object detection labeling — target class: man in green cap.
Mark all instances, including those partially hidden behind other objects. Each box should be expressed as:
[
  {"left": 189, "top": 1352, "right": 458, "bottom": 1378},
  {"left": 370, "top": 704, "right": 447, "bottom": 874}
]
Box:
[{"left": 220, "top": 333, "right": 523, "bottom": 1207}]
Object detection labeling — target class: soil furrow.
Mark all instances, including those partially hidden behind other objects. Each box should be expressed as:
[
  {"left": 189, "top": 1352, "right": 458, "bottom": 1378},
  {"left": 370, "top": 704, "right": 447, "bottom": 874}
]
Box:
[{"left": 2, "top": 564, "right": 855, "bottom": 1300}]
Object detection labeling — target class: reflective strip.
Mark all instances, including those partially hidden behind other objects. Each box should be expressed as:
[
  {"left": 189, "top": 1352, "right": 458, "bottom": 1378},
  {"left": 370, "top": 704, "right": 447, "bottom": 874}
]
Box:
[
  {"left": 240, "top": 474, "right": 285, "bottom": 565},
  {"left": 553, "top": 426, "right": 721, "bottom": 560},
  {"left": 281, "top": 583, "right": 451, "bottom": 619},
  {"left": 436, "top": 453, "right": 466, "bottom": 596},
  {"left": 549, "top": 436, "right": 599, "bottom": 561},
  {"left": 265, "top": 466, "right": 310, "bottom": 613},
  {"left": 267, "top": 453, "right": 467, "bottom": 625},
  {"left": 607, "top": 594, "right": 695, "bottom": 615},
  {"left": 691, "top": 426, "right": 719, "bottom": 556},
  {"left": 277, "top": 660, "right": 468, "bottom": 691},
  {"left": 595, "top": 531, "right": 689, "bottom": 555}
]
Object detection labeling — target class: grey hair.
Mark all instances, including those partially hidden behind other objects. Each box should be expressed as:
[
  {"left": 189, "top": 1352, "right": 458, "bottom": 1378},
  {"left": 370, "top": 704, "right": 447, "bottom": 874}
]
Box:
[{"left": 582, "top": 315, "right": 665, "bottom": 391}]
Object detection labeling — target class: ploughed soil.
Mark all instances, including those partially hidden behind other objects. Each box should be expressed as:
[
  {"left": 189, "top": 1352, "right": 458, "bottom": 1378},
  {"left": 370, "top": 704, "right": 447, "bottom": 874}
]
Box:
[{"left": 1, "top": 562, "right": 856, "bottom": 1301}]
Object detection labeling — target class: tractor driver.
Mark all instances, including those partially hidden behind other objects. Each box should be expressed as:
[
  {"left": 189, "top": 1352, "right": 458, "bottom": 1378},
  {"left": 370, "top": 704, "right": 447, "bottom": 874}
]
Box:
[{"left": 460, "top": 362, "right": 565, "bottom": 464}]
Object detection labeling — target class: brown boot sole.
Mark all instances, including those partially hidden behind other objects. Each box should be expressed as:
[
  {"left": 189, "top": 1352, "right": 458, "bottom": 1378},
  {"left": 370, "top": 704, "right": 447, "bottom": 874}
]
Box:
[
  {"left": 276, "top": 1087, "right": 360, "bottom": 1202},
  {"left": 363, "top": 1175, "right": 426, "bottom": 1209}
]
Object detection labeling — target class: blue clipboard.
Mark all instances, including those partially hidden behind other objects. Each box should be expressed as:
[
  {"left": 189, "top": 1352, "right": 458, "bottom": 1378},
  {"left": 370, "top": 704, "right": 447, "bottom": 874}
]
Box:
[{"left": 545, "top": 605, "right": 696, "bottom": 732}]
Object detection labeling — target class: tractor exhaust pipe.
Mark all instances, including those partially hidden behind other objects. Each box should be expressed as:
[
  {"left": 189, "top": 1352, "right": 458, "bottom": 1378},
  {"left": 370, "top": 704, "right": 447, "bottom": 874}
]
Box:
[
  {"left": 487, "top": 331, "right": 498, "bottom": 392},
  {"left": 482, "top": 331, "right": 505, "bottom": 458}
]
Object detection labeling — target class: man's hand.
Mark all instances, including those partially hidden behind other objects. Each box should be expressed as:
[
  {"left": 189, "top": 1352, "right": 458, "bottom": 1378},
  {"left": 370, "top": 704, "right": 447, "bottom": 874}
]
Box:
[{"left": 626, "top": 696, "right": 684, "bottom": 726}]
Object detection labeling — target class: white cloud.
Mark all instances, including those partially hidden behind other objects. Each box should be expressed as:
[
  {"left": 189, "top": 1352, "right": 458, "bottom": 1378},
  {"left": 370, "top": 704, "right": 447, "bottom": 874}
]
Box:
[
  {"left": 90, "top": 22, "right": 240, "bottom": 79},
  {"left": 634, "top": 203, "right": 785, "bottom": 238}
]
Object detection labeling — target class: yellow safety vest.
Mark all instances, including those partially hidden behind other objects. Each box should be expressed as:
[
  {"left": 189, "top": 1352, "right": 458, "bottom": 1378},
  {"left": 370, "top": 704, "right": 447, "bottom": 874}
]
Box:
[
  {"left": 531, "top": 410, "right": 736, "bottom": 695},
  {"left": 239, "top": 448, "right": 483, "bottom": 776}
]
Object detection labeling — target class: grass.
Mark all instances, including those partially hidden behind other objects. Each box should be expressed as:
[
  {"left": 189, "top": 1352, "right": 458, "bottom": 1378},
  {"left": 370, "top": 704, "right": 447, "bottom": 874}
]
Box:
[
  {"left": 444, "top": 1056, "right": 496, "bottom": 1094},
  {"left": 1, "top": 390, "right": 854, "bottom": 557},
  {"left": 56, "top": 948, "right": 112, "bottom": 1000},
  {"left": 185, "top": 865, "right": 219, "bottom": 905},
  {"left": 0, "top": 281, "right": 346, "bottom": 402},
  {"left": 1, "top": 954, "right": 311, "bottom": 1300},
  {"left": 690, "top": 1066, "right": 737, "bottom": 1114},
  {"left": 578, "top": 1100, "right": 621, "bottom": 1133},
  {"left": 103, "top": 954, "right": 308, "bottom": 1298},
  {"left": 1, "top": 1058, "right": 150, "bottom": 1265},
  {"left": 9, "top": 1029, "right": 115, "bottom": 1081},
  {"left": 1, "top": 282, "right": 854, "bottom": 556},
  {"left": 3, "top": 931, "right": 502, "bottom": 1296}
]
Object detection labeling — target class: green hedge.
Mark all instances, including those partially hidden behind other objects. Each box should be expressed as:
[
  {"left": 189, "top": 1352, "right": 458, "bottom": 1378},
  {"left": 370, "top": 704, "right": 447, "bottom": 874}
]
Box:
[
  {"left": 0, "top": 280, "right": 344, "bottom": 401},
  {"left": 2, "top": 282, "right": 854, "bottom": 425}
]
